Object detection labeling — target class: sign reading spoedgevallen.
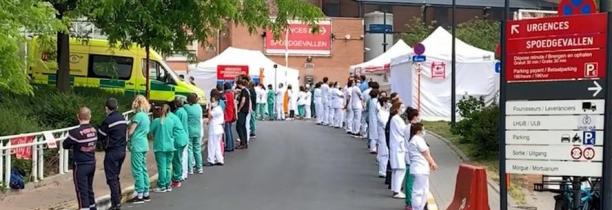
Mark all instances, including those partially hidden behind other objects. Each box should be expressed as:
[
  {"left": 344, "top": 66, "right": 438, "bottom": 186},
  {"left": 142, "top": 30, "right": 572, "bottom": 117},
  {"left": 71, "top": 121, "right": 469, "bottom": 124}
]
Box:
[{"left": 506, "top": 13, "right": 607, "bottom": 82}]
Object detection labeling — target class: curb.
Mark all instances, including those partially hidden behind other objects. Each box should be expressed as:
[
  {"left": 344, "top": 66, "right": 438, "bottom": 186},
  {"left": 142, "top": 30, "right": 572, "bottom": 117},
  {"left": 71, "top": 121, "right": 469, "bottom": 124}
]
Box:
[
  {"left": 427, "top": 191, "right": 439, "bottom": 210},
  {"left": 427, "top": 131, "right": 514, "bottom": 206}
]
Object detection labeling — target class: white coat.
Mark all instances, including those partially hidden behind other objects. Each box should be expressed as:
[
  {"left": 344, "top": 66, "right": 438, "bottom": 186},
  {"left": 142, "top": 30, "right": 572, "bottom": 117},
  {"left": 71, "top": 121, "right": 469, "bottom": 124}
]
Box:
[
  {"left": 368, "top": 98, "right": 379, "bottom": 140},
  {"left": 377, "top": 103, "right": 390, "bottom": 156},
  {"left": 321, "top": 84, "right": 329, "bottom": 106},
  {"left": 389, "top": 114, "right": 407, "bottom": 169},
  {"left": 333, "top": 88, "right": 344, "bottom": 109}
]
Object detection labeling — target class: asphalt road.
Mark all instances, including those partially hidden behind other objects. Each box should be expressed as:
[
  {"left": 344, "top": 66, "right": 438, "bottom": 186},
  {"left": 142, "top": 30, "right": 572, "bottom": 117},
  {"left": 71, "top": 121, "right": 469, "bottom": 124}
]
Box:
[{"left": 126, "top": 120, "right": 404, "bottom": 210}]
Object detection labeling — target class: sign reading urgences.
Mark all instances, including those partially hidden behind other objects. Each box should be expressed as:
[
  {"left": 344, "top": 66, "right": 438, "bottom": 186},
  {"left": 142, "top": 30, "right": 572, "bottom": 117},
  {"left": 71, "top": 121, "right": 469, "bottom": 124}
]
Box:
[{"left": 504, "top": 13, "right": 608, "bottom": 177}]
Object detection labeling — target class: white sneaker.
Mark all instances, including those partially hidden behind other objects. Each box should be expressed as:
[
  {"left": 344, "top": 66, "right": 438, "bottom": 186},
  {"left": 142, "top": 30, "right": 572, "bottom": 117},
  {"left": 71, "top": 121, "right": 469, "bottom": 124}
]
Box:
[
  {"left": 153, "top": 188, "right": 167, "bottom": 193},
  {"left": 393, "top": 192, "right": 406, "bottom": 199}
]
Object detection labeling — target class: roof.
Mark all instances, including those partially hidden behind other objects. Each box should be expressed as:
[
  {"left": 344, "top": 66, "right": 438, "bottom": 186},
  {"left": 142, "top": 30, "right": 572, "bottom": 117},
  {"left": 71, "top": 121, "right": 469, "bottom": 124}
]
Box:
[{"left": 353, "top": 0, "right": 557, "bottom": 9}]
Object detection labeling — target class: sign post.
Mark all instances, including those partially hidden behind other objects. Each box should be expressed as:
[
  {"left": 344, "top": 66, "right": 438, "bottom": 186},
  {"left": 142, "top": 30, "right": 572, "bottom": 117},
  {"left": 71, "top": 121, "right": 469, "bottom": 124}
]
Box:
[{"left": 502, "top": 12, "right": 609, "bottom": 210}]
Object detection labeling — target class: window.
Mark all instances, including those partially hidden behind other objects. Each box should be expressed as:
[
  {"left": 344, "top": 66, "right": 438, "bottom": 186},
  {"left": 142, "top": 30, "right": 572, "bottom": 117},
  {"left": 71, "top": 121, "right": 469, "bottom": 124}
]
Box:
[
  {"left": 142, "top": 60, "right": 174, "bottom": 84},
  {"left": 323, "top": 0, "right": 340, "bottom": 17},
  {"left": 88, "top": 55, "right": 133, "bottom": 80}
]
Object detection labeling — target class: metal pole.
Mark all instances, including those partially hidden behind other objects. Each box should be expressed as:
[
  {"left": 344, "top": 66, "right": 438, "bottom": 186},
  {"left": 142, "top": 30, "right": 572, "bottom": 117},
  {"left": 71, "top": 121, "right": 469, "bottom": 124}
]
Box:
[
  {"left": 383, "top": 10, "right": 388, "bottom": 52},
  {"left": 450, "top": 0, "right": 456, "bottom": 126},
  {"left": 499, "top": 0, "right": 510, "bottom": 210},
  {"left": 601, "top": 1, "right": 612, "bottom": 208}
]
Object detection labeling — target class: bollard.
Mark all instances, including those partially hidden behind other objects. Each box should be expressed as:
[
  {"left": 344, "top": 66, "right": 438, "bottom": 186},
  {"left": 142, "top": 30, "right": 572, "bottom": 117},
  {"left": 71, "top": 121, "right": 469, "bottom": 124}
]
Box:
[{"left": 446, "top": 164, "right": 490, "bottom": 210}]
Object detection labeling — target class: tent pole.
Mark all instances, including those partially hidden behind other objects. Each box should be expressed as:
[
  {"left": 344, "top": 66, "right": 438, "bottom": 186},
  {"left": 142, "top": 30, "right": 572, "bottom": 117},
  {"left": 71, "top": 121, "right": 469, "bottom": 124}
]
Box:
[{"left": 450, "top": 0, "right": 456, "bottom": 126}]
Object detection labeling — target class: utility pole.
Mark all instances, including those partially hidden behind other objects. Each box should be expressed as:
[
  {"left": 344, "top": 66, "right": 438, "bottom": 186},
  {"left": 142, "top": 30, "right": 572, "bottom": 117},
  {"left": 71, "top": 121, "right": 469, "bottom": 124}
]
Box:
[
  {"left": 600, "top": 1, "right": 612, "bottom": 210},
  {"left": 499, "top": 0, "right": 510, "bottom": 209},
  {"left": 450, "top": 0, "right": 457, "bottom": 126}
]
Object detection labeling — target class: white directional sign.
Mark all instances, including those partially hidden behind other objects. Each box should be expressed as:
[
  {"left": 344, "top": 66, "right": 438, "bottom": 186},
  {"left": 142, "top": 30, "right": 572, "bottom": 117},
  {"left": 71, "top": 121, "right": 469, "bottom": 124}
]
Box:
[
  {"left": 506, "top": 145, "right": 603, "bottom": 161},
  {"left": 506, "top": 115, "right": 604, "bottom": 130},
  {"left": 506, "top": 130, "right": 604, "bottom": 146},
  {"left": 506, "top": 100, "right": 605, "bottom": 115},
  {"left": 506, "top": 160, "right": 602, "bottom": 177}
]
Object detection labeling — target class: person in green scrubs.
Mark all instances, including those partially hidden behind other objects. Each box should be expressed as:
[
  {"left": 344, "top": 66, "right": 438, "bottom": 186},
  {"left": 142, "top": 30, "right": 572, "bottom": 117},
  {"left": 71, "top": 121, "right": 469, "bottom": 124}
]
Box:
[
  {"left": 183, "top": 93, "right": 204, "bottom": 174},
  {"left": 170, "top": 98, "right": 189, "bottom": 188},
  {"left": 266, "top": 84, "right": 275, "bottom": 120},
  {"left": 149, "top": 104, "right": 176, "bottom": 192},
  {"left": 127, "top": 95, "right": 151, "bottom": 203}
]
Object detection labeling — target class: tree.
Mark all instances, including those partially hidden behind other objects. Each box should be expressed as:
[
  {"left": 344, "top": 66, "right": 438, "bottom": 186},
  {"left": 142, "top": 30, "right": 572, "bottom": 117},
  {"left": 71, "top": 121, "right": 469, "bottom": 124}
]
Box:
[
  {"left": 45, "top": 0, "right": 79, "bottom": 93},
  {"left": 401, "top": 17, "right": 434, "bottom": 46},
  {"left": 88, "top": 0, "right": 323, "bottom": 98},
  {"left": 456, "top": 17, "right": 500, "bottom": 52},
  {"left": 0, "top": 0, "right": 65, "bottom": 95}
]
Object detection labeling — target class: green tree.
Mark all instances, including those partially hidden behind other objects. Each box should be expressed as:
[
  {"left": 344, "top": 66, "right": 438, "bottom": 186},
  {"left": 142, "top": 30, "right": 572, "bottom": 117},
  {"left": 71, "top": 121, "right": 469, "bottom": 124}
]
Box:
[
  {"left": 401, "top": 17, "right": 434, "bottom": 46},
  {"left": 88, "top": 0, "right": 322, "bottom": 98},
  {"left": 456, "top": 17, "right": 500, "bottom": 52},
  {"left": 0, "top": 0, "right": 65, "bottom": 94}
]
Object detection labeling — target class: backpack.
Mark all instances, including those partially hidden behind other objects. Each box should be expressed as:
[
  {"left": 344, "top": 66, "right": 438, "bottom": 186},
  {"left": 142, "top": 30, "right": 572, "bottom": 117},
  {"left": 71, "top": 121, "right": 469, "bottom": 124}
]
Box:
[{"left": 9, "top": 167, "right": 26, "bottom": 190}]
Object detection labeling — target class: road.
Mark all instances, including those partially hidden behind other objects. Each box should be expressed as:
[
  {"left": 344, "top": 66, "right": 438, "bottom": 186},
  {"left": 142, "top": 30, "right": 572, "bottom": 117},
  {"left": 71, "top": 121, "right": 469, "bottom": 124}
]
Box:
[{"left": 127, "top": 120, "right": 405, "bottom": 210}]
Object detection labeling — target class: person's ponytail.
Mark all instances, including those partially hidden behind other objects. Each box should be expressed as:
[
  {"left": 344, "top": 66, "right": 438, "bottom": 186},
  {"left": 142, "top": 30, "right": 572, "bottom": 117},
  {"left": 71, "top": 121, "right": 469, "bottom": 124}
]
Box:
[{"left": 410, "top": 123, "right": 423, "bottom": 140}]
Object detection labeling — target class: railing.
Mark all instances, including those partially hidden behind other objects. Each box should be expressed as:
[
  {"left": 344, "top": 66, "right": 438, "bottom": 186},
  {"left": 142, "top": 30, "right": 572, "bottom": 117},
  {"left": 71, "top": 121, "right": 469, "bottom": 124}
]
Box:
[{"left": 0, "top": 111, "right": 135, "bottom": 189}]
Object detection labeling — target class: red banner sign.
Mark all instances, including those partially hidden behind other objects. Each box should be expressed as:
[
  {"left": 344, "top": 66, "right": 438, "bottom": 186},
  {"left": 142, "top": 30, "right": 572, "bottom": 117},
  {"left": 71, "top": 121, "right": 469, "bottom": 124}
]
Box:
[
  {"left": 11, "top": 136, "right": 34, "bottom": 160},
  {"left": 217, "top": 65, "right": 249, "bottom": 80},
  {"left": 505, "top": 13, "right": 608, "bottom": 82},
  {"left": 265, "top": 21, "right": 332, "bottom": 56}
]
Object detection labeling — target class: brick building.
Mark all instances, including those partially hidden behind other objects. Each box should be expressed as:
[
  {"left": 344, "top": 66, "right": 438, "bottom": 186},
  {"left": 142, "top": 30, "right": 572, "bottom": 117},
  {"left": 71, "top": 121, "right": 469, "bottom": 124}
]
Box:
[{"left": 166, "top": 0, "right": 558, "bottom": 85}]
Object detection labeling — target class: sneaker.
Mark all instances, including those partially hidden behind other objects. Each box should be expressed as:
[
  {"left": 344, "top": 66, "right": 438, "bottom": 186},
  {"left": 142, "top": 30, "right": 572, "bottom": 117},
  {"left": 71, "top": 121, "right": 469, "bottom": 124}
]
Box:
[
  {"left": 143, "top": 195, "right": 151, "bottom": 202},
  {"left": 188, "top": 170, "right": 194, "bottom": 175},
  {"left": 128, "top": 196, "right": 145, "bottom": 204},
  {"left": 393, "top": 192, "right": 406, "bottom": 199},
  {"left": 153, "top": 188, "right": 167, "bottom": 193},
  {"left": 166, "top": 187, "right": 172, "bottom": 192},
  {"left": 108, "top": 205, "right": 121, "bottom": 210},
  {"left": 171, "top": 181, "right": 182, "bottom": 189},
  {"left": 197, "top": 169, "right": 204, "bottom": 174}
]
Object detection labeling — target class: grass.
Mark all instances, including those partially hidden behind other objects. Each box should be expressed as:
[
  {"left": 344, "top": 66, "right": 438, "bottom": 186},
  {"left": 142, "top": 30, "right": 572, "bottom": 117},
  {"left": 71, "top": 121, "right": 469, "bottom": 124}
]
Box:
[{"left": 423, "top": 120, "right": 526, "bottom": 204}]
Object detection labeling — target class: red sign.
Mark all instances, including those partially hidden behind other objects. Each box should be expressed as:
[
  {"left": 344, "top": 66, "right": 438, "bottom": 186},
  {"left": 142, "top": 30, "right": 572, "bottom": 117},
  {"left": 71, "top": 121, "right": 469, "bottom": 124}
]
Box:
[
  {"left": 11, "top": 136, "right": 34, "bottom": 160},
  {"left": 431, "top": 62, "right": 446, "bottom": 79},
  {"left": 505, "top": 13, "right": 608, "bottom": 82},
  {"left": 217, "top": 65, "right": 248, "bottom": 80},
  {"left": 265, "top": 21, "right": 332, "bottom": 56}
]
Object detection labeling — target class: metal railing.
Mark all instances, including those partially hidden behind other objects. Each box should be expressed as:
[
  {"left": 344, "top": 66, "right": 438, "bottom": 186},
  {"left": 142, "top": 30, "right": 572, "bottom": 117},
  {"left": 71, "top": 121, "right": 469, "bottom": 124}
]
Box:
[{"left": 0, "top": 111, "right": 135, "bottom": 189}]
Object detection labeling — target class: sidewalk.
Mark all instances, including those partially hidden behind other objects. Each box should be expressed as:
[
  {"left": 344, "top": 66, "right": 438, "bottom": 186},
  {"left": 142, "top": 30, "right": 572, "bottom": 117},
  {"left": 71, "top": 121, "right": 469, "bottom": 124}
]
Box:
[
  {"left": 0, "top": 149, "right": 158, "bottom": 210},
  {"left": 426, "top": 133, "right": 520, "bottom": 210}
]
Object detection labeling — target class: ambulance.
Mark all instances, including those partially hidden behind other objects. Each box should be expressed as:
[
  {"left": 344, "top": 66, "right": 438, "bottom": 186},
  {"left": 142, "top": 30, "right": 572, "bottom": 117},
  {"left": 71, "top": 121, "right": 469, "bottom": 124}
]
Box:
[{"left": 28, "top": 38, "right": 206, "bottom": 104}]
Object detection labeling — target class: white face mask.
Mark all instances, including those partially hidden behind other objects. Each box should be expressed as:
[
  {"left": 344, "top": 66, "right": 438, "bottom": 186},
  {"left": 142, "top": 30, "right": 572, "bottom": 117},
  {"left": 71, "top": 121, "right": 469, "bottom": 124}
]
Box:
[{"left": 211, "top": 101, "right": 218, "bottom": 108}]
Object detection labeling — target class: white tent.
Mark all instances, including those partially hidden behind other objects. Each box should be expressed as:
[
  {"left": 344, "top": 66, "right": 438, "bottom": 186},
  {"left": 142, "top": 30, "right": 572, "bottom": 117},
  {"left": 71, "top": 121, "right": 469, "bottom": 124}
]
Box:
[
  {"left": 189, "top": 47, "right": 300, "bottom": 95},
  {"left": 389, "top": 27, "right": 499, "bottom": 121},
  {"left": 350, "top": 40, "right": 413, "bottom": 75}
]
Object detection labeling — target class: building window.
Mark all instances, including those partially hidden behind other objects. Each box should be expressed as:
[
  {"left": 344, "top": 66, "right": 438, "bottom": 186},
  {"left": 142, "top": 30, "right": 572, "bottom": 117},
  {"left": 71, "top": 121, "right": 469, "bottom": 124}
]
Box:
[
  {"left": 323, "top": 0, "right": 340, "bottom": 17},
  {"left": 166, "top": 40, "right": 198, "bottom": 61},
  {"left": 88, "top": 55, "right": 133, "bottom": 80}
]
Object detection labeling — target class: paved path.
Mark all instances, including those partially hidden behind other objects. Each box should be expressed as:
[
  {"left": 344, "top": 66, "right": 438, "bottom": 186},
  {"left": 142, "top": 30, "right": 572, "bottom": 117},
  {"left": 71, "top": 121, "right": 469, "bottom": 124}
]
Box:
[{"left": 128, "top": 120, "right": 405, "bottom": 210}]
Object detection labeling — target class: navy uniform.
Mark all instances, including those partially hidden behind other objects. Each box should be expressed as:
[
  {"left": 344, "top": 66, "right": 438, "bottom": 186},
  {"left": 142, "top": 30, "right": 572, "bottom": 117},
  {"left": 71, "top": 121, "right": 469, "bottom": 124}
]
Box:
[
  {"left": 64, "top": 124, "right": 98, "bottom": 210},
  {"left": 98, "top": 111, "right": 128, "bottom": 208}
]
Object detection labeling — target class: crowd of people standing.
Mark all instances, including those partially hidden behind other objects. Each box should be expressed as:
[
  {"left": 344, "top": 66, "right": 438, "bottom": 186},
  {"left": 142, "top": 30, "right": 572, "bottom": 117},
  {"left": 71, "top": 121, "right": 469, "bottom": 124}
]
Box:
[
  {"left": 63, "top": 74, "right": 264, "bottom": 210},
  {"left": 307, "top": 75, "right": 439, "bottom": 210}
]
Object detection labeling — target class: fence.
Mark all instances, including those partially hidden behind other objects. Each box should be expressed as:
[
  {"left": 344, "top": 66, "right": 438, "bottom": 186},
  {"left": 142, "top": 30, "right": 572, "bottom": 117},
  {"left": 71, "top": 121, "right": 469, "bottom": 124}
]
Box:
[{"left": 0, "top": 110, "right": 134, "bottom": 189}]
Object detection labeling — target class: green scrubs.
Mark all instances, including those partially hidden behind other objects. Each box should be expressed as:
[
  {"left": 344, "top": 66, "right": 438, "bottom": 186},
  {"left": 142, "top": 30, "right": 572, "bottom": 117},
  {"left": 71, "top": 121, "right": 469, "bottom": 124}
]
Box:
[
  {"left": 150, "top": 117, "right": 176, "bottom": 189},
  {"left": 169, "top": 112, "right": 188, "bottom": 182},
  {"left": 183, "top": 104, "right": 203, "bottom": 171},
  {"left": 129, "top": 111, "right": 150, "bottom": 194},
  {"left": 405, "top": 166, "right": 414, "bottom": 206},
  {"left": 267, "top": 90, "right": 275, "bottom": 119}
]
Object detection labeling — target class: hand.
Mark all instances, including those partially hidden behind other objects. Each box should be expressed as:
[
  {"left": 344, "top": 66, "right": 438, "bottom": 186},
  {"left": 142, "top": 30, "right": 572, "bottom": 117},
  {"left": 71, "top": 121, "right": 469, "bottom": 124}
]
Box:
[{"left": 430, "top": 162, "right": 438, "bottom": 171}]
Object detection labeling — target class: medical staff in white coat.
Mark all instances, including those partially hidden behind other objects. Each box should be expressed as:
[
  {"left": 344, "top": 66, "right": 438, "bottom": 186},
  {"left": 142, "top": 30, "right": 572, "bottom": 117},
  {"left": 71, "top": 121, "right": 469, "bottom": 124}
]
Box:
[
  {"left": 287, "top": 85, "right": 296, "bottom": 120},
  {"left": 275, "top": 83, "right": 285, "bottom": 120},
  {"left": 304, "top": 84, "right": 312, "bottom": 119},
  {"left": 376, "top": 92, "right": 390, "bottom": 177},
  {"left": 344, "top": 82, "right": 353, "bottom": 133},
  {"left": 389, "top": 101, "right": 407, "bottom": 199},
  {"left": 349, "top": 80, "right": 363, "bottom": 137},
  {"left": 332, "top": 83, "right": 344, "bottom": 128},
  {"left": 320, "top": 77, "right": 330, "bottom": 125},
  {"left": 328, "top": 82, "right": 338, "bottom": 125},
  {"left": 314, "top": 83, "right": 323, "bottom": 124},
  {"left": 367, "top": 89, "right": 380, "bottom": 153},
  {"left": 207, "top": 92, "right": 225, "bottom": 165},
  {"left": 408, "top": 123, "right": 438, "bottom": 210}
]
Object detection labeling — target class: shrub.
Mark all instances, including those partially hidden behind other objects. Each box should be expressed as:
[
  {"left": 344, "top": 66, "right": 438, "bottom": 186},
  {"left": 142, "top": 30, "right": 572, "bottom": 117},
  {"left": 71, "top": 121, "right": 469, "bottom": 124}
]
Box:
[{"left": 451, "top": 96, "right": 499, "bottom": 159}]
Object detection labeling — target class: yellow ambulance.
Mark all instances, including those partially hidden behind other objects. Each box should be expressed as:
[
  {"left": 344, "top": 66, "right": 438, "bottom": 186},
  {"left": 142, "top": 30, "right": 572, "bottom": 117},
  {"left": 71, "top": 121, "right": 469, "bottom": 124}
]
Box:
[{"left": 28, "top": 38, "right": 206, "bottom": 104}]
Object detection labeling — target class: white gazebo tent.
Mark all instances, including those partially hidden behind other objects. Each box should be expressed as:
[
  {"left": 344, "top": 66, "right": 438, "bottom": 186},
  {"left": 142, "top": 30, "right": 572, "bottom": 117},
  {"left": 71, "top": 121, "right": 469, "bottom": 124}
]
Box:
[
  {"left": 189, "top": 47, "right": 300, "bottom": 94},
  {"left": 349, "top": 40, "right": 413, "bottom": 75},
  {"left": 389, "top": 27, "right": 499, "bottom": 121}
]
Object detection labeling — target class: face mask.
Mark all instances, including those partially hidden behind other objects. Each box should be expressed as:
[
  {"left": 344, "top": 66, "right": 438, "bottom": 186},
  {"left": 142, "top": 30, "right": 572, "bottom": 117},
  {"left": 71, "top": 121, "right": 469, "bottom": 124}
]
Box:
[{"left": 211, "top": 102, "right": 218, "bottom": 107}]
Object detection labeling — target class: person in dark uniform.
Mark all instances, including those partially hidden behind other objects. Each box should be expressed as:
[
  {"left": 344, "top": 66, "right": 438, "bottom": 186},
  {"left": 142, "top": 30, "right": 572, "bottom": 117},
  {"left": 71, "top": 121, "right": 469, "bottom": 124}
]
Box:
[
  {"left": 98, "top": 98, "right": 128, "bottom": 210},
  {"left": 64, "top": 107, "right": 98, "bottom": 210}
]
